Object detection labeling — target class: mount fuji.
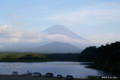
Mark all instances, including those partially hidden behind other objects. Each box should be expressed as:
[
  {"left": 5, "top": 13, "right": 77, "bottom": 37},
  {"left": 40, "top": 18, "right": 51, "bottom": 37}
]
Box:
[
  {"left": 0, "top": 25, "right": 87, "bottom": 53},
  {"left": 42, "top": 25, "right": 87, "bottom": 41}
]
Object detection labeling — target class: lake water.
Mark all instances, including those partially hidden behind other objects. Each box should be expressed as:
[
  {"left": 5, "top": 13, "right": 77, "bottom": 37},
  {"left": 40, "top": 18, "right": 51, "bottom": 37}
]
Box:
[{"left": 0, "top": 61, "right": 119, "bottom": 78}]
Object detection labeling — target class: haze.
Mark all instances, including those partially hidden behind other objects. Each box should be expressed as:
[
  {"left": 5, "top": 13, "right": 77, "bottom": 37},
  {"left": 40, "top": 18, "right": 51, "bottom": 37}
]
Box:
[{"left": 0, "top": 0, "right": 120, "bottom": 52}]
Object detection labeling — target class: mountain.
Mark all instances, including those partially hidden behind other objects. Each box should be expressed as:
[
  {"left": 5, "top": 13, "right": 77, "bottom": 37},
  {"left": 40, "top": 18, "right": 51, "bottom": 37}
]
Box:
[
  {"left": 28, "top": 41, "right": 82, "bottom": 53},
  {"left": 0, "top": 25, "right": 86, "bottom": 52},
  {"left": 0, "top": 41, "right": 52, "bottom": 52},
  {"left": 42, "top": 25, "right": 87, "bottom": 41}
]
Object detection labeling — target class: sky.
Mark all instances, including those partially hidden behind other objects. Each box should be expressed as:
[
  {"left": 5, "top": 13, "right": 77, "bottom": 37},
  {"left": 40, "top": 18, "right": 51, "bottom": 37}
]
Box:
[{"left": 0, "top": 0, "right": 120, "bottom": 48}]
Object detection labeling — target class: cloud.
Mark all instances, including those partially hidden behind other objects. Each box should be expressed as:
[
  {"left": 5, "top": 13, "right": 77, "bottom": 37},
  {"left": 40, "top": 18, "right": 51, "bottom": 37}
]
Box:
[
  {"left": 12, "top": 14, "right": 24, "bottom": 25},
  {"left": 16, "top": 21, "right": 21, "bottom": 25},
  {"left": 0, "top": 25, "right": 87, "bottom": 43},
  {"left": 0, "top": 25, "right": 119, "bottom": 47},
  {"left": 84, "top": 33, "right": 120, "bottom": 44},
  {"left": 45, "top": 34, "right": 87, "bottom": 43},
  {"left": 0, "top": 25, "right": 21, "bottom": 38},
  {"left": 12, "top": 14, "right": 24, "bottom": 19},
  {"left": 40, "top": 3, "right": 120, "bottom": 26}
]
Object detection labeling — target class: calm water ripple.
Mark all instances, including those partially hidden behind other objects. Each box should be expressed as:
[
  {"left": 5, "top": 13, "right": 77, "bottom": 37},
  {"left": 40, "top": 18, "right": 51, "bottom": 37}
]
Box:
[{"left": 0, "top": 61, "right": 119, "bottom": 78}]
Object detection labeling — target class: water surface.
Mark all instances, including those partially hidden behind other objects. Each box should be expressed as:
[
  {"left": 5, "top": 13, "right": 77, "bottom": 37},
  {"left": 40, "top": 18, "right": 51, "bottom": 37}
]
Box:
[{"left": 0, "top": 61, "right": 118, "bottom": 78}]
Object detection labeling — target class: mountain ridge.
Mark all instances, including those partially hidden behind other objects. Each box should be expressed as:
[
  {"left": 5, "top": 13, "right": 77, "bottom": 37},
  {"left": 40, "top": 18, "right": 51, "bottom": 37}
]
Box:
[
  {"left": 0, "top": 25, "right": 86, "bottom": 52},
  {"left": 28, "top": 41, "right": 82, "bottom": 53},
  {"left": 42, "top": 25, "right": 87, "bottom": 41}
]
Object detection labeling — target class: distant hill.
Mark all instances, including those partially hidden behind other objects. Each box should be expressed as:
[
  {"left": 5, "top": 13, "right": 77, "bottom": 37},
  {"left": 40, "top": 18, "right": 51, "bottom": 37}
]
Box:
[
  {"left": 78, "top": 46, "right": 98, "bottom": 62},
  {"left": 28, "top": 41, "right": 82, "bottom": 53},
  {"left": 0, "top": 42, "right": 50, "bottom": 52},
  {"left": 43, "top": 25, "right": 87, "bottom": 41},
  {"left": 0, "top": 25, "right": 86, "bottom": 52}
]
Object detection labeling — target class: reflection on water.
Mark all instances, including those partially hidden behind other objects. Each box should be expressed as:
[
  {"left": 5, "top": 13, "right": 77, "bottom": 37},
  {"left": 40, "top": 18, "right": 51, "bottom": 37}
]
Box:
[
  {"left": 79, "top": 62, "right": 93, "bottom": 65},
  {"left": 0, "top": 61, "right": 119, "bottom": 78},
  {"left": 96, "top": 70, "right": 114, "bottom": 76}
]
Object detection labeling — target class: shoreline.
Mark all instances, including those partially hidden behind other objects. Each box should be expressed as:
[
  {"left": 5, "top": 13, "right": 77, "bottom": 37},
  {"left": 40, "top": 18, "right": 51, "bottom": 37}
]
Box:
[
  {"left": 86, "top": 65, "right": 120, "bottom": 73},
  {"left": 0, "top": 75, "right": 119, "bottom": 80}
]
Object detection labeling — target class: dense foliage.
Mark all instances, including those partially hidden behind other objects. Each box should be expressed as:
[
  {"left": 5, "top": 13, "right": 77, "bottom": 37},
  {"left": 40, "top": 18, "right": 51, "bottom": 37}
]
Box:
[
  {"left": 95, "top": 41, "right": 120, "bottom": 66},
  {"left": 0, "top": 54, "right": 46, "bottom": 62},
  {"left": 89, "top": 41, "right": 120, "bottom": 72},
  {"left": 0, "top": 53, "right": 79, "bottom": 62},
  {"left": 78, "top": 46, "right": 98, "bottom": 62},
  {"left": 45, "top": 53, "right": 79, "bottom": 61}
]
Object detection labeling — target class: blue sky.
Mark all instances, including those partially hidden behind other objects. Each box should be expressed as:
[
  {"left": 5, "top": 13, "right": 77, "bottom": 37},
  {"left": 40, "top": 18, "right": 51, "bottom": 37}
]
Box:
[{"left": 0, "top": 0, "right": 120, "bottom": 47}]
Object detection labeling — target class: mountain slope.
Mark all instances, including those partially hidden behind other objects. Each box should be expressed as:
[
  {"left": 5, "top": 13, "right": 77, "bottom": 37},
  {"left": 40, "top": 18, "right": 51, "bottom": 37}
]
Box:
[
  {"left": 42, "top": 25, "right": 87, "bottom": 41},
  {"left": 78, "top": 46, "right": 98, "bottom": 61},
  {"left": 29, "top": 41, "right": 82, "bottom": 53},
  {"left": 0, "top": 25, "right": 86, "bottom": 52}
]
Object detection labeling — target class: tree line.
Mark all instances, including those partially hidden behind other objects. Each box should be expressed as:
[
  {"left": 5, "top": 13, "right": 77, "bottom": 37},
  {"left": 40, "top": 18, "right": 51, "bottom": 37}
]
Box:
[
  {"left": 0, "top": 41, "right": 119, "bottom": 65},
  {"left": 0, "top": 53, "right": 79, "bottom": 62},
  {"left": 86, "top": 41, "right": 120, "bottom": 72},
  {"left": 0, "top": 54, "right": 46, "bottom": 62},
  {"left": 78, "top": 46, "right": 98, "bottom": 62}
]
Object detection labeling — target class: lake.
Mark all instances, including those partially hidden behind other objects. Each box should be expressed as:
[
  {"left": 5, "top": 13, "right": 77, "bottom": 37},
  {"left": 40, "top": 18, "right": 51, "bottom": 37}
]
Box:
[{"left": 0, "top": 61, "right": 119, "bottom": 78}]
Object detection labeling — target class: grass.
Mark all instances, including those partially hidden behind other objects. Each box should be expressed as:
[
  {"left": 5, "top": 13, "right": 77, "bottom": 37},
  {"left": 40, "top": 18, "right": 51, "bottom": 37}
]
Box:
[
  {"left": 0, "top": 52, "right": 30, "bottom": 57},
  {"left": 0, "top": 52, "right": 44, "bottom": 57}
]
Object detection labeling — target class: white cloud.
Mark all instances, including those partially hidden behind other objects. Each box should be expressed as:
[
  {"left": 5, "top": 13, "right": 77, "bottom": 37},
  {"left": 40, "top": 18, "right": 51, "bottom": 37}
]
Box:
[
  {"left": 16, "top": 21, "right": 21, "bottom": 25},
  {"left": 40, "top": 3, "right": 120, "bottom": 26},
  {"left": 84, "top": 33, "right": 120, "bottom": 44},
  {"left": 13, "top": 14, "right": 24, "bottom": 19},
  {"left": 0, "top": 25, "right": 21, "bottom": 38},
  {"left": 0, "top": 25, "right": 87, "bottom": 43},
  {"left": 12, "top": 14, "right": 24, "bottom": 25},
  {"left": 45, "top": 34, "right": 87, "bottom": 43},
  {"left": 0, "top": 25, "right": 119, "bottom": 47}
]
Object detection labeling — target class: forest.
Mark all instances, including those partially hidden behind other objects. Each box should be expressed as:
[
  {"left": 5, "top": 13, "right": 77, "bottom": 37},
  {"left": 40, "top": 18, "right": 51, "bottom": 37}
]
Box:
[
  {"left": 87, "top": 41, "right": 120, "bottom": 72},
  {"left": 0, "top": 41, "right": 120, "bottom": 72},
  {"left": 0, "top": 53, "right": 79, "bottom": 62},
  {"left": 78, "top": 46, "right": 98, "bottom": 62}
]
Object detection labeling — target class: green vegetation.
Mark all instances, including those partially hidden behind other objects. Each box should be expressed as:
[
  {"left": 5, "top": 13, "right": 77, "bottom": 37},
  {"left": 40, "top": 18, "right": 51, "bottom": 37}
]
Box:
[
  {"left": 45, "top": 53, "right": 79, "bottom": 61},
  {"left": 0, "top": 52, "right": 79, "bottom": 62},
  {"left": 0, "top": 41, "right": 120, "bottom": 73},
  {"left": 77, "top": 41, "right": 120, "bottom": 72},
  {"left": 87, "top": 41, "right": 120, "bottom": 72},
  {"left": 0, "top": 53, "right": 46, "bottom": 62},
  {"left": 0, "top": 52, "right": 33, "bottom": 57},
  {"left": 78, "top": 46, "right": 98, "bottom": 62}
]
